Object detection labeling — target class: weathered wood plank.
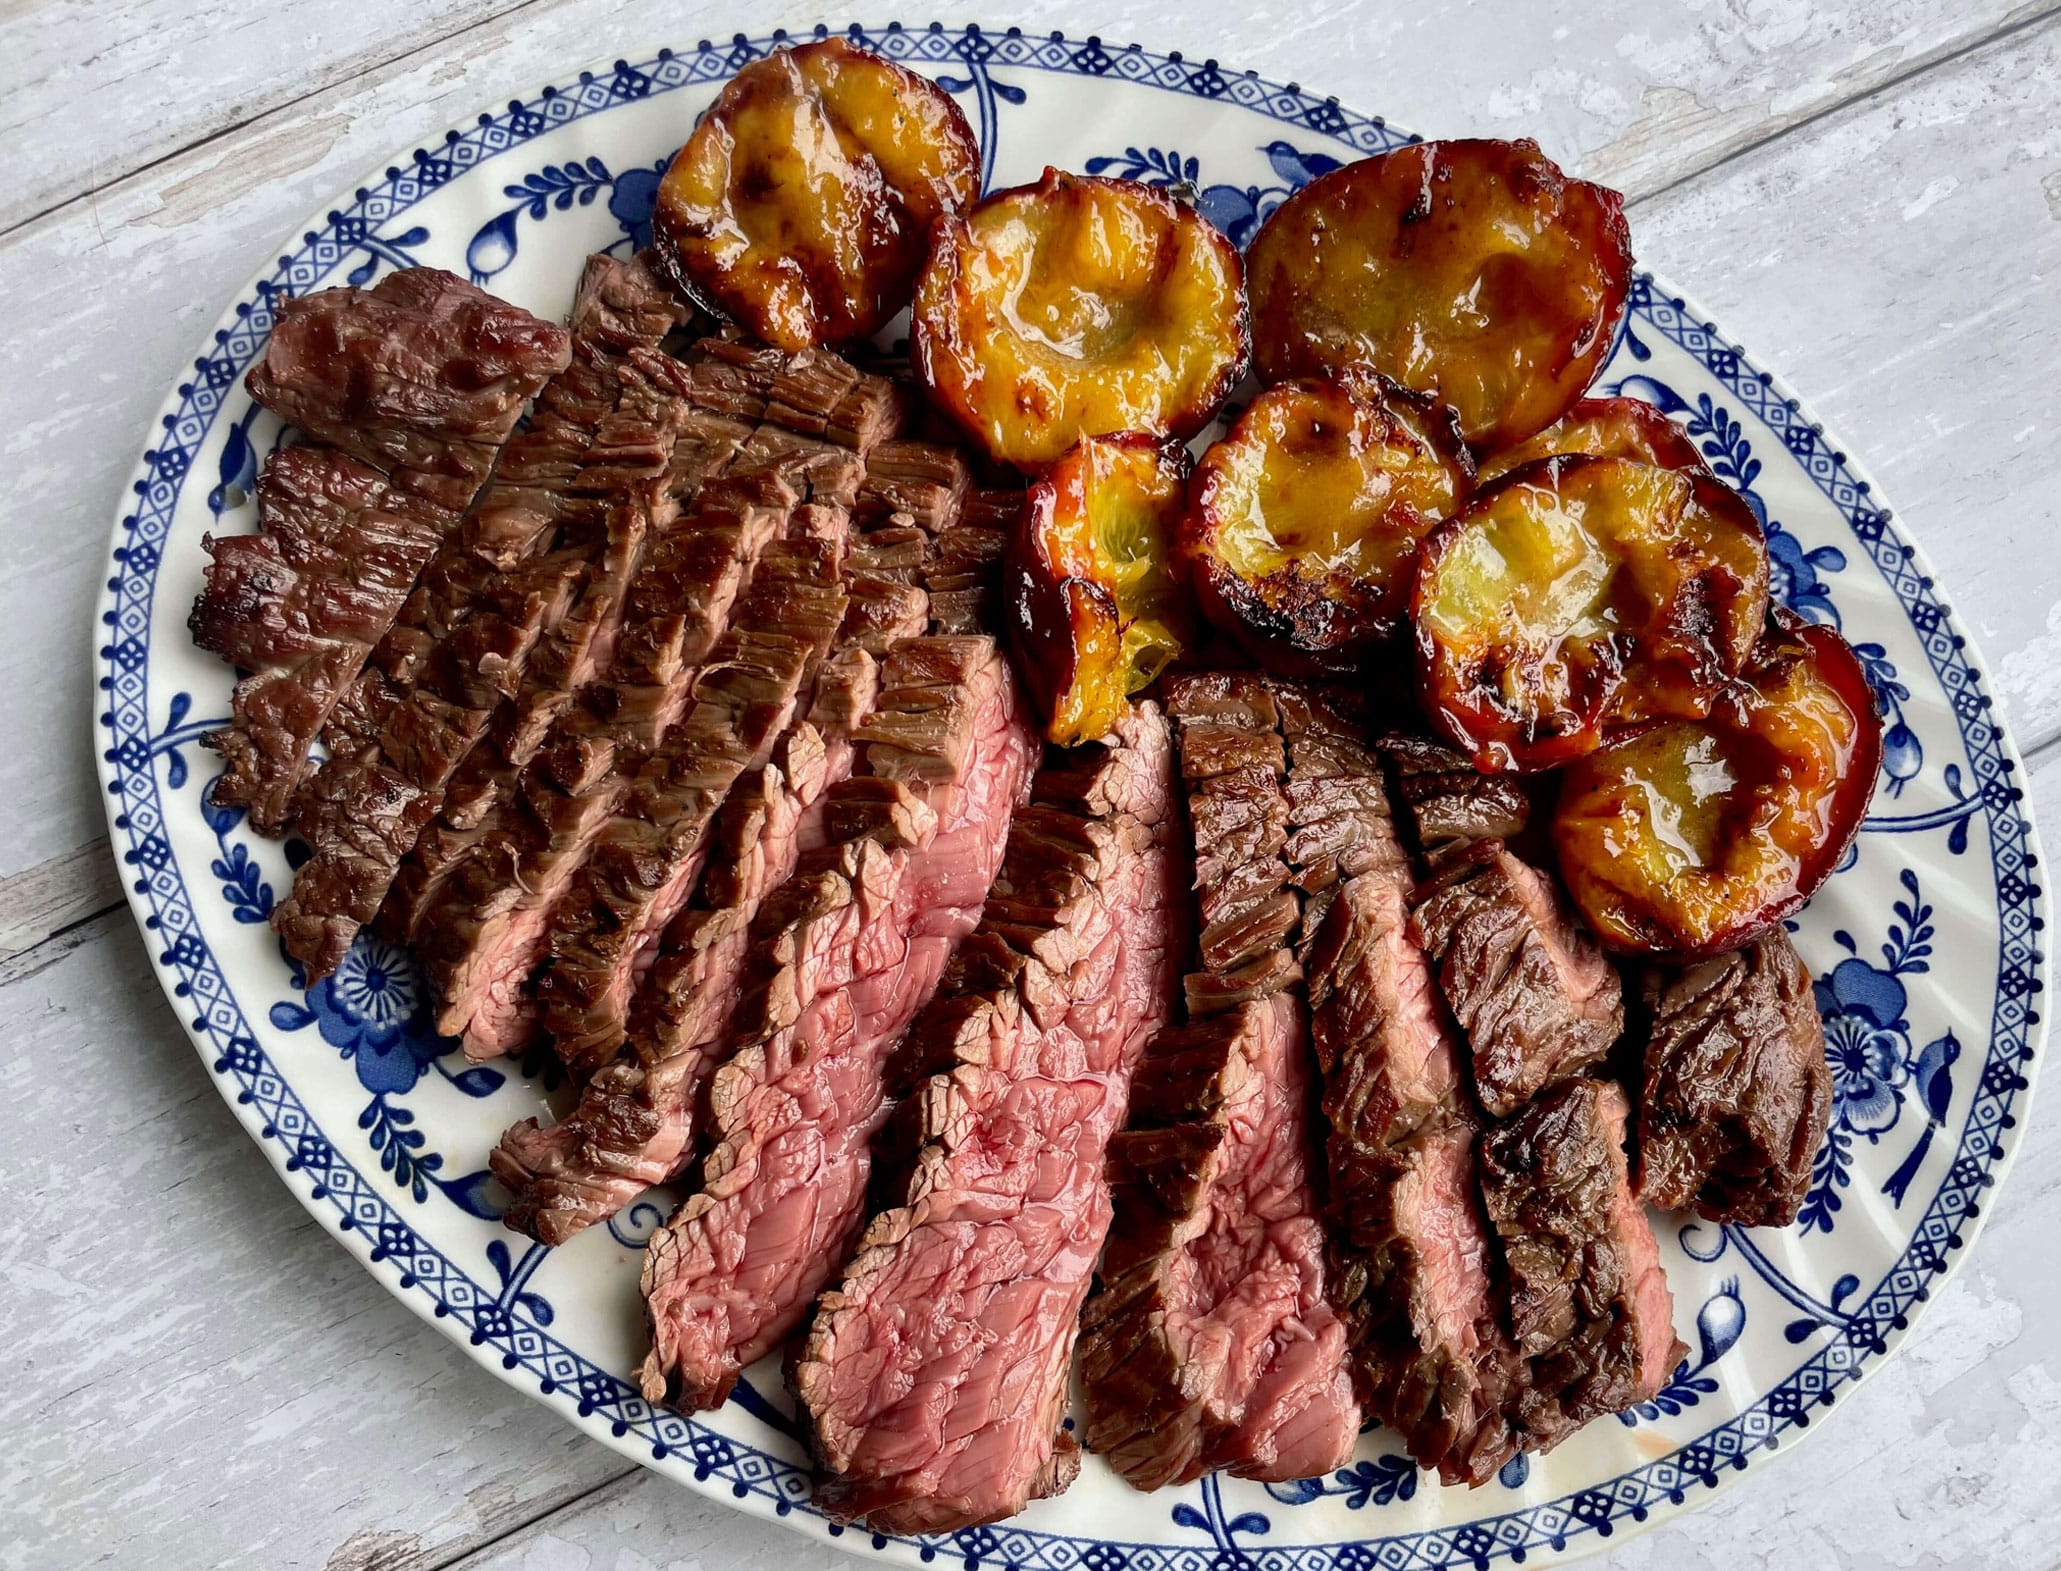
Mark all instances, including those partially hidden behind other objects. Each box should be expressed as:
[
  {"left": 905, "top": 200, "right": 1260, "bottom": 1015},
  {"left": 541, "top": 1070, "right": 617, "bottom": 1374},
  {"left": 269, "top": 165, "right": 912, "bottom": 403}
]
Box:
[
  {"left": 0, "top": 920, "right": 628, "bottom": 1569},
  {"left": 0, "top": 0, "right": 522, "bottom": 232},
  {"left": 1630, "top": 15, "right": 2061, "bottom": 751},
  {"left": 0, "top": 838, "right": 118, "bottom": 960}
]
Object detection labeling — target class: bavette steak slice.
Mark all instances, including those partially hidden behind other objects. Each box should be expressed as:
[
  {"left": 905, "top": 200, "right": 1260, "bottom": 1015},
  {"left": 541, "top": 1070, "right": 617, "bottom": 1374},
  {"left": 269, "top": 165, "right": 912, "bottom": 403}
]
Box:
[
  {"left": 1079, "top": 674, "right": 1358, "bottom": 1490},
  {"left": 271, "top": 254, "right": 693, "bottom": 981},
  {"left": 491, "top": 456, "right": 990, "bottom": 1242},
  {"left": 1635, "top": 930, "right": 1833, "bottom": 1226},
  {"left": 1376, "top": 731, "right": 1531, "bottom": 856},
  {"left": 795, "top": 704, "right": 1180, "bottom": 1533},
  {"left": 244, "top": 265, "right": 573, "bottom": 512},
  {"left": 198, "top": 271, "right": 571, "bottom": 830},
  {"left": 422, "top": 506, "right": 850, "bottom": 1061},
  {"left": 1477, "top": 1078, "right": 1684, "bottom": 1448},
  {"left": 639, "top": 637, "right": 1036, "bottom": 1412},
  {"left": 193, "top": 448, "right": 450, "bottom": 833},
  {"left": 1410, "top": 839, "right": 1624, "bottom": 1118}
]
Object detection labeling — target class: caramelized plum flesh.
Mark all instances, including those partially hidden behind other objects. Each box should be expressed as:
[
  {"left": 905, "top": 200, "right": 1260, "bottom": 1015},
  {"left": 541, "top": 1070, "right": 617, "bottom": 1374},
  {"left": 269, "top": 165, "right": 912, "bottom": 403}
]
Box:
[
  {"left": 654, "top": 39, "right": 979, "bottom": 350},
  {"left": 1413, "top": 454, "right": 1769, "bottom": 771},
  {"left": 914, "top": 168, "right": 1248, "bottom": 470},
  {"left": 1247, "top": 138, "right": 1633, "bottom": 451},
  {"left": 1553, "top": 612, "right": 1883, "bottom": 956},
  {"left": 1182, "top": 375, "right": 1470, "bottom": 670},
  {"left": 1007, "top": 433, "right": 1193, "bottom": 746}
]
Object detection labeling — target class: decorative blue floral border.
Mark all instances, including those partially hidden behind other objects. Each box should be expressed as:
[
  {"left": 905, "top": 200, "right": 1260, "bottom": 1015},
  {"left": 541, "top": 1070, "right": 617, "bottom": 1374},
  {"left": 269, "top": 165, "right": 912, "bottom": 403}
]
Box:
[{"left": 92, "top": 23, "right": 2046, "bottom": 1571}]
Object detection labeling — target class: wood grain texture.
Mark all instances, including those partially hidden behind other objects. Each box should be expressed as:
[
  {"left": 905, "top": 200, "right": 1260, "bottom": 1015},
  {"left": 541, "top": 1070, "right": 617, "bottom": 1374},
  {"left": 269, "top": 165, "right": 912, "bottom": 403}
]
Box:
[
  {"left": 3, "top": 1, "right": 2059, "bottom": 1568},
  {"left": 0, "top": 0, "right": 524, "bottom": 231}
]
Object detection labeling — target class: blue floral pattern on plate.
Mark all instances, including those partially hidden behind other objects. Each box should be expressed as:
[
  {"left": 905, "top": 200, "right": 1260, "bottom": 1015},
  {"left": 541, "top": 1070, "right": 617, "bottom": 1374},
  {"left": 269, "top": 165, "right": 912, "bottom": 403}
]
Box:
[{"left": 92, "top": 22, "right": 2046, "bottom": 1571}]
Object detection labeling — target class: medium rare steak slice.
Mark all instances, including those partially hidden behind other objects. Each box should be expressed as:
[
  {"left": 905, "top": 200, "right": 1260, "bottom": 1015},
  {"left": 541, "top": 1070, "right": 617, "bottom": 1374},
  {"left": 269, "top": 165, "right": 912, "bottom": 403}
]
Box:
[
  {"left": 273, "top": 255, "right": 693, "bottom": 981},
  {"left": 1635, "top": 930, "right": 1832, "bottom": 1226},
  {"left": 1477, "top": 1079, "right": 1684, "bottom": 1447},
  {"left": 639, "top": 638, "right": 1036, "bottom": 1411},
  {"left": 1410, "top": 840, "right": 1624, "bottom": 1118},
  {"left": 1080, "top": 997, "right": 1357, "bottom": 1487},
  {"left": 1377, "top": 732, "right": 1530, "bottom": 856},
  {"left": 192, "top": 448, "right": 449, "bottom": 833},
  {"left": 420, "top": 509, "right": 848, "bottom": 1061},
  {"left": 245, "top": 266, "right": 572, "bottom": 511},
  {"left": 492, "top": 464, "right": 977, "bottom": 1241},
  {"left": 532, "top": 445, "right": 956, "bottom": 1073},
  {"left": 1080, "top": 674, "right": 1358, "bottom": 1489},
  {"left": 796, "top": 705, "right": 1179, "bottom": 1533},
  {"left": 493, "top": 649, "right": 882, "bottom": 1242}
]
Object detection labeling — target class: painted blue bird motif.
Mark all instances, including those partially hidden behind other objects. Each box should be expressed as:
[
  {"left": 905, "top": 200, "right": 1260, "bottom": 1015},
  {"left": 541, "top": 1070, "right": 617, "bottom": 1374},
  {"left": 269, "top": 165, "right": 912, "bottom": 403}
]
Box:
[
  {"left": 1261, "top": 139, "right": 1342, "bottom": 188},
  {"left": 1884, "top": 1030, "right": 1959, "bottom": 1206}
]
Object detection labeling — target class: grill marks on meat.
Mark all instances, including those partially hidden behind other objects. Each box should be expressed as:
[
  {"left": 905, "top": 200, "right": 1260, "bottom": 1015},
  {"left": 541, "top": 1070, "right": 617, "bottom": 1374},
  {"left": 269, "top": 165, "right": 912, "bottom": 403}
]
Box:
[
  {"left": 271, "top": 255, "right": 694, "bottom": 981},
  {"left": 193, "top": 449, "right": 451, "bottom": 833},
  {"left": 243, "top": 266, "right": 575, "bottom": 512},
  {"left": 796, "top": 706, "right": 1180, "bottom": 1533},
  {"left": 491, "top": 443, "right": 987, "bottom": 1243},
  {"left": 639, "top": 638, "right": 1036, "bottom": 1412},
  {"left": 1080, "top": 674, "right": 1358, "bottom": 1491},
  {"left": 1410, "top": 841, "right": 1624, "bottom": 1118},
  {"left": 425, "top": 502, "right": 848, "bottom": 1063},
  {"left": 1635, "top": 931, "right": 1833, "bottom": 1226},
  {"left": 1275, "top": 694, "right": 1511, "bottom": 1483},
  {"left": 195, "top": 272, "right": 572, "bottom": 831},
  {"left": 1477, "top": 1080, "right": 1684, "bottom": 1447}
]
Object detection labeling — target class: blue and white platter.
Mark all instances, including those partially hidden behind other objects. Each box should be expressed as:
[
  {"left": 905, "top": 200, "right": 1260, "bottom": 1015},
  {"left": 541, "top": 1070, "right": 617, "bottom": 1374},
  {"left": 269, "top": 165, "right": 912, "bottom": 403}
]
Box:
[{"left": 92, "top": 23, "right": 2050, "bottom": 1569}]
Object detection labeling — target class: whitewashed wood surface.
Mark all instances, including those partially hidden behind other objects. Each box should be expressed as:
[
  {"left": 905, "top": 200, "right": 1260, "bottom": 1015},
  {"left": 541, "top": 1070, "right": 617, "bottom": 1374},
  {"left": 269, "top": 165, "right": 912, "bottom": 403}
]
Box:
[{"left": 2, "top": 3, "right": 2057, "bottom": 1567}]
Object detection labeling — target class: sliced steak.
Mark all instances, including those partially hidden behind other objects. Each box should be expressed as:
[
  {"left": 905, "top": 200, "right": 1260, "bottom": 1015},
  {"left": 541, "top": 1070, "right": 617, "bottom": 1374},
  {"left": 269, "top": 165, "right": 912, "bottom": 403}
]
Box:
[
  {"left": 245, "top": 266, "right": 572, "bottom": 511},
  {"left": 639, "top": 638, "right": 1036, "bottom": 1411},
  {"left": 492, "top": 650, "right": 881, "bottom": 1242},
  {"left": 1635, "top": 930, "right": 1832, "bottom": 1226},
  {"left": 1477, "top": 1078, "right": 1684, "bottom": 1448},
  {"left": 796, "top": 705, "right": 1180, "bottom": 1533},
  {"left": 271, "top": 255, "right": 693, "bottom": 981},
  {"left": 1410, "top": 840, "right": 1624, "bottom": 1118},
  {"left": 491, "top": 464, "right": 976, "bottom": 1241},
  {"left": 1079, "top": 674, "right": 1358, "bottom": 1490},
  {"left": 532, "top": 444, "right": 958, "bottom": 1074},
  {"left": 192, "top": 448, "right": 449, "bottom": 833},
  {"left": 1377, "top": 732, "right": 1531, "bottom": 855},
  {"left": 422, "top": 508, "right": 848, "bottom": 1062}
]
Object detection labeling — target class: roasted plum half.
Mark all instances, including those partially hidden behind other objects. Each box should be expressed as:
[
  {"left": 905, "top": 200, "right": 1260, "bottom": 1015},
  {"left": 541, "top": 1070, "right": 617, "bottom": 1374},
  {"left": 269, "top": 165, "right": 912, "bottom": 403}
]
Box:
[
  {"left": 1414, "top": 453, "right": 1770, "bottom": 771},
  {"left": 1006, "top": 433, "right": 1194, "bottom": 746},
  {"left": 1247, "top": 138, "right": 1633, "bottom": 452},
  {"left": 653, "top": 39, "right": 980, "bottom": 350},
  {"left": 1475, "top": 396, "right": 1707, "bottom": 486},
  {"left": 1553, "top": 611, "right": 1884, "bottom": 956},
  {"left": 1181, "top": 374, "right": 1471, "bottom": 672},
  {"left": 913, "top": 168, "right": 1248, "bottom": 470}
]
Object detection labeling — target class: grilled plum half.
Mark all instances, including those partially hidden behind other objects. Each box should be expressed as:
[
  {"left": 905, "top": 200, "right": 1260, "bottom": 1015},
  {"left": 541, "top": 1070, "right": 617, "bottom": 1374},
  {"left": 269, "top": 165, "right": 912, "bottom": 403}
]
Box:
[
  {"left": 1476, "top": 395, "right": 1707, "bottom": 486},
  {"left": 1414, "top": 454, "right": 1770, "bottom": 772},
  {"left": 1247, "top": 138, "right": 1633, "bottom": 452},
  {"left": 1181, "top": 374, "right": 1471, "bottom": 672},
  {"left": 1553, "top": 611, "right": 1883, "bottom": 956},
  {"left": 653, "top": 38, "right": 979, "bottom": 350},
  {"left": 1007, "top": 433, "right": 1194, "bottom": 746},
  {"left": 914, "top": 167, "right": 1248, "bottom": 470}
]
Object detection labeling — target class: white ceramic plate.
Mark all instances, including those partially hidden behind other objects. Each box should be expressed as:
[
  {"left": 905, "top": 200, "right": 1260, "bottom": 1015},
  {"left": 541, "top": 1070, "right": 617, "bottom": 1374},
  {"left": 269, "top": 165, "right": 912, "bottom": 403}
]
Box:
[{"left": 93, "top": 24, "right": 2049, "bottom": 1569}]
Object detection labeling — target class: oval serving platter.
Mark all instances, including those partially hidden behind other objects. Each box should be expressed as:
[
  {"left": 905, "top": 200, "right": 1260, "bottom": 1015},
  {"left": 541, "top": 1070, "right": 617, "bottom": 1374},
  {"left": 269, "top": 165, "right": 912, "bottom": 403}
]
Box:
[{"left": 92, "top": 22, "right": 2048, "bottom": 1569}]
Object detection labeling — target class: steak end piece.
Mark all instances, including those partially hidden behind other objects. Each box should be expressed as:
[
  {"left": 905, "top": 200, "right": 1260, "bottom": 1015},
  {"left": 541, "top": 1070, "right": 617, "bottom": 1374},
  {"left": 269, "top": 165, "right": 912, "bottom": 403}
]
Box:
[
  {"left": 1477, "top": 1078, "right": 1685, "bottom": 1449},
  {"left": 246, "top": 267, "right": 573, "bottom": 511},
  {"left": 1376, "top": 732, "right": 1531, "bottom": 854},
  {"left": 1410, "top": 840, "right": 1624, "bottom": 1117},
  {"left": 1637, "top": 929, "right": 1833, "bottom": 1227}
]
